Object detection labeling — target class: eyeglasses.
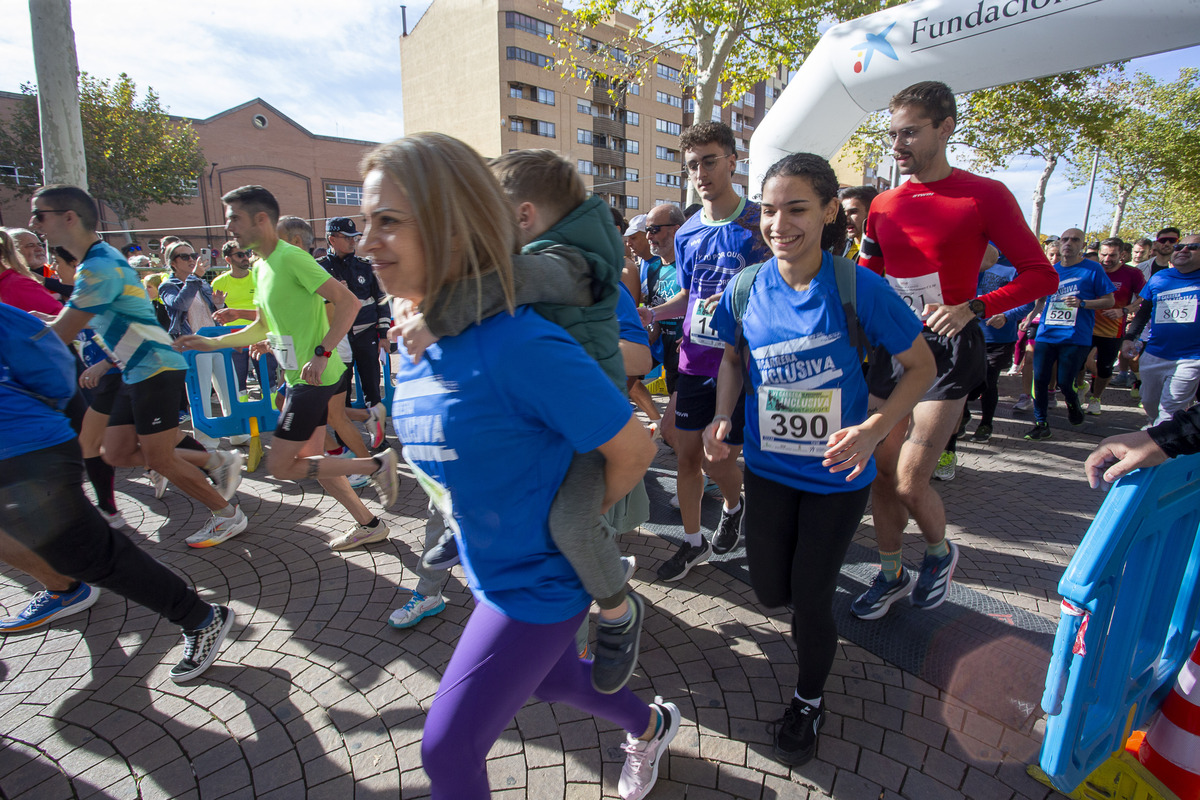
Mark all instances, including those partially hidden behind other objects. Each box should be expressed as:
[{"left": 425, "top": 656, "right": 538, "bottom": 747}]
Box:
[
  {"left": 884, "top": 122, "right": 936, "bottom": 145},
  {"left": 684, "top": 154, "right": 731, "bottom": 174},
  {"left": 173, "top": 252, "right": 199, "bottom": 261},
  {"left": 1158, "top": 236, "right": 1179, "bottom": 244},
  {"left": 231, "top": 250, "right": 250, "bottom": 258},
  {"left": 646, "top": 224, "right": 679, "bottom": 235},
  {"left": 30, "top": 209, "right": 69, "bottom": 222},
  {"left": 1174, "top": 243, "right": 1200, "bottom": 252}
]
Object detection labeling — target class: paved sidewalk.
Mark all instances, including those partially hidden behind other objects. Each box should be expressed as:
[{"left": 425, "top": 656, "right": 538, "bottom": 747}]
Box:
[{"left": 0, "top": 377, "right": 1144, "bottom": 799}]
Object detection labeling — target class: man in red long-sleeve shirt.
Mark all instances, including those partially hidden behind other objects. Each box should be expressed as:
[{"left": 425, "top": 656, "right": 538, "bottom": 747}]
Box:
[{"left": 851, "top": 81, "right": 1059, "bottom": 621}]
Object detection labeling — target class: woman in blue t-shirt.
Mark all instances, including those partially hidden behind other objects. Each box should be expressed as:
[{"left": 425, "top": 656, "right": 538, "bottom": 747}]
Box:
[
  {"left": 357, "top": 132, "right": 676, "bottom": 800},
  {"left": 704, "top": 153, "right": 935, "bottom": 767}
]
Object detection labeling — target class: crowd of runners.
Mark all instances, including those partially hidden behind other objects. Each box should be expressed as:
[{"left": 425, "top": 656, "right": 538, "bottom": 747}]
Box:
[{"left": 1, "top": 79, "right": 1198, "bottom": 799}]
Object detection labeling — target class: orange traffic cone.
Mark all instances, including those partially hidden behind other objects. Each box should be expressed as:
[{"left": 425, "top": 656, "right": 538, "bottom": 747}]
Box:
[{"left": 1138, "top": 640, "right": 1200, "bottom": 800}]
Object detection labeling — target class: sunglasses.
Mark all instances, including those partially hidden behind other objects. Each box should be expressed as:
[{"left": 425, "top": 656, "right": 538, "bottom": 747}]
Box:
[
  {"left": 173, "top": 252, "right": 199, "bottom": 261},
  {"left": 1158, "top": 236, "right": 1179, "bottom": 244},
  {"left": 1174, "top": 243, "right": 1200, "bottom": 252},
  {"left": 30, "top": 209, "right": 69, "bottom": 222},
  {"left": 646, "top": 224, "right": 679, "bottom": 235},
  {"left": 230, "top": 250, "right": 250, "bottom": 258}
]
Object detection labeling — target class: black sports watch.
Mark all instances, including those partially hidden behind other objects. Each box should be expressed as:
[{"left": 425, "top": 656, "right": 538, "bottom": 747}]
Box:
[
  {"left": 314, "top": 345, "right": 332, "bottom": 359},
  {"left": 968, "top": 299, "right": 986, "bottom": 319}
]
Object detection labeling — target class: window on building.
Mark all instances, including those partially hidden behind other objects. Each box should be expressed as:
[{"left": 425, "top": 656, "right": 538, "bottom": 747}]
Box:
[
  {"left": 536, "top": 87, "right": 555, "bottom": 105},
  {"left": 509, "top": 84, "right": 525, "bottom": 100},
  {"left": 578, "top": 159, "right": 596, "bottom": 175},
  {"left": 736, "top": 138, "right": 748, "bottom": 152},
  {"left": 657, "top": 63, "right": 680, "bottom": 82},
  {"left": 710, "top": 106, "right": 722, "bottom": 122},
  {"left": 731, "top": 113, "right": 744, "bottom": 132},
  {"left": 576, "top": 66, "right": 593, "bottom": 82},
  {"left": 624, "top": 139, "right": 639, "bottom": 154},
  {"left": 577, "top": 34, "right": 601, "bottom": 53},
  {"left": 655, "top": 198, "right": 682, "bottom": 207},
  {"left": 655, "top": 119, "right": 681, "bottom": 135},
  {"left": 655, "top": 173, "right": 682, "bottom": 188},
  {"left": 743, "top": 91, "right": 756, "bottom": 107},
  {"left": 625, "top": 195, "right": 639, "bottom": 210},
  {"left": 506, "top": 11, "right": 554, "bottom": 38},
  {"left": 180, "top": 178, "right": 200, "bottom": 197},
  {"left": 735, "top": 159, "right": 749, "bottom": 175},
  {"left": 577, "top": 98, "right": 593, "bottom": 115},
  {"left": 657, "top": 91, "right": 683, "bottom": 108},
  {"left": 628, "top": 82, "right": 640, "bottom": 96},
  {"left": 577, "top": 129, "right": 593, "bottom": 145},
  {"left": 507, "top": 46, "right": 553, "bottom": 69},
  {"left": 1, "top": 163, "right": 40, "bottom": 186},
  {"left": 535, "top": 120, "right": 556, "bottom": 137},
  {"left": 621, "top": 110, "right": 639, "bottom": 126},
  {"left": 326, "top": 183, "right": 363, "bottom": 205},
  {"left": 684, "top": 99, "right": 694, "bottom": 114},
  {"left": 625, "top": 168, "right": 639, "bottom": 182},
  {"left": 655, "top": 146, "right": 679, "bottom": 162},
  {"left": 509, "top": 118, "right": 526, "bottom": 133},
  {"left": 732, "top": 182, "right": 745, "bottom": 197}
]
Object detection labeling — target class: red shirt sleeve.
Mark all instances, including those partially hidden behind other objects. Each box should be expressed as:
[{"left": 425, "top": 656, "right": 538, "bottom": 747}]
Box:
[{"left": 974, "top": 181, "right": 1058, "bottom": 316}]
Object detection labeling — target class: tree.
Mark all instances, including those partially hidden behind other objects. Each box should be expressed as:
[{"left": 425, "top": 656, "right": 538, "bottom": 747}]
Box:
[
  {"left": 0, "top": 72, "right": 207, "bottom": 225},
  {"left": 1068, "top": 68, "right": 1200, "bottom": 236},
  {"left": 554, "top": 0, "right": 892, "bottom": 203}
]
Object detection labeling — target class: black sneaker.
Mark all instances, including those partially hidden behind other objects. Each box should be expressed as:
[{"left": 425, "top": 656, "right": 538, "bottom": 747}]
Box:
[
  {"left": 421, "top": 529, "right": 460, "bottom": 571},
  {"left": 592, "top": 591, "right": 644, "bottom": 694},
  {"left": 1024, "top": 423, "right": 1052, "bottom": 441},
  {"left": 656, "top": 539, "right": 711, "bottom": 582},
  {"left": 711, "top": 496, "right": 744, "bottom": 555},
  {"left": 170, "top": 604, "right": 235, "bottom": 684},
  {"left": 773, "top": 698, "right": 825, "bottom": 766},
  {"left": 1066, "top": 401, "right": 1085, "bottom": 426},
  {"left": 971, "top": 422, "right": 993, "bottom": 442}
]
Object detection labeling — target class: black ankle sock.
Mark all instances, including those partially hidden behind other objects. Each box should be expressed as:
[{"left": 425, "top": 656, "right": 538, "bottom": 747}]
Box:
[
  {"left": 365, "top": 517, "right": 379, "bottom": 528},
  {"left": 83, "top": 456, "right": 117, "bottom": 513},
  {"left": 177, "top": 435, "right": 208, "bottom": 453}
]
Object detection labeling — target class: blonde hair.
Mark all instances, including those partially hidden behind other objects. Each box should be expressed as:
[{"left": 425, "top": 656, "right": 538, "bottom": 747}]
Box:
[
  {"left": 489, "top": 149, "right": 586, "bottom": 228},
  {"left": 360, "top": 133, "right": 517, "bottom": 319},
  {"left": 0, "top": 229, "right": 38, "bottom": 280}
]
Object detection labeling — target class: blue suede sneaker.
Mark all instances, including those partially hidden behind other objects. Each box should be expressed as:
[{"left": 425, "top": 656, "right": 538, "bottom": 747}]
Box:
[
  {"left": 850, "top": 570, "right": 912, "bottom": 620},
  {"left": 912, "top": 541, "right": 959, "bottom": 610},
  {"left": 0, "top": 583, "right": 100, "bottom": 634}
]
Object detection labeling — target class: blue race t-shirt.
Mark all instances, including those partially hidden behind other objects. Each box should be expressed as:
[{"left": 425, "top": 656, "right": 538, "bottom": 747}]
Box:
[
  {"left": 1035, "top": 259, "right": 1116, "bottom": 346},
  {"left": 617, "top": 283, "right": 650, "bottom": 347},
  {"left": 0, "top": 304, "right": 77, "bottom": 460},
  {"left": 675, "top": 198, "right": 771, "bottom": 378},
  {"left": 391, "top": 307, "right": 632, "bottom": 624},
  {"left": 1141, "top": 267, "right": 1200, "bottom": 360},
  {"left": 712, "top": 253, "right": 922, "bottom": 493},
  {"left": 67, "top": 241, "right": 187, "bottom": 383},
  {"left": 640, "top": 256, "right": 682, "bottom": 336},
  {"left": 977, "top": 264, "right": 1034, "bottom": 344}
]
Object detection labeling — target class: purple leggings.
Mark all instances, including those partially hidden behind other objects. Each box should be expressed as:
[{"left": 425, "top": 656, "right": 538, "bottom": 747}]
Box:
[{"left": 422, "top": 602, "right": 652, "bottom": 799}]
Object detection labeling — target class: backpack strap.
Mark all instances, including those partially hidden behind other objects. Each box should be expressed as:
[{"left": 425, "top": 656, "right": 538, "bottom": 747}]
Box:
[
  {"left": 831, "top": 254, "right": 868, "bottom": 365},
  {"left": 731, "top": 261, "right": 767, "bottom": 395}
]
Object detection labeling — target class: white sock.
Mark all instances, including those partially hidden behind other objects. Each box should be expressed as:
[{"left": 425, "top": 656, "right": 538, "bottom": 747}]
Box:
[
  {"left": 794, "top": 692, "right": 821, "bottom": 708},
  {"left": 684, "top": 531, "right": 703, "bottom": 547},
  {"left": 723, "top": 500, "right": 741, "bottom": 515}
]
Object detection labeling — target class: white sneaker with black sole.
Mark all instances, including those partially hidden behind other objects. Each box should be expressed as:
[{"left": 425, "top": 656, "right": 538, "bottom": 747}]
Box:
[{"left": 170, "top": 604, "right": 235, "bottom": 683}]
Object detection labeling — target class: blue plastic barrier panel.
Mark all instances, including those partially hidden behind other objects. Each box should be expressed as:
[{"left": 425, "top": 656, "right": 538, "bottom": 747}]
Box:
[
  {"left": 1038, "top": 453, "right": 1200, "bottom": 793},
  {"left": 182, "top": 326, "right": 279, "bottom": 439}
]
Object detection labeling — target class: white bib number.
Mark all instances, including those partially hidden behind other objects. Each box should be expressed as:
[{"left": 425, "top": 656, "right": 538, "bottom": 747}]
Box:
[
  {"left": 1045, "top": 301, "right": 1078, "bottom": 327},
  {"left": 758, "top": 387, "right": 841, "bottom": 456},
  {"left": 689, "top": 300, "right": 722, "bottom": 349},
  {"left": 886, "top": 273, "right": 943, "bottom": 320},
  {"left": 402, "top": 450, "right": 461, "bottom": 536},
  {"left": 1155, "top": 297, "right": 1197, "bottom": 325},
  {"left": 267, "top": 333, "right": 299, "bottom": 370}
]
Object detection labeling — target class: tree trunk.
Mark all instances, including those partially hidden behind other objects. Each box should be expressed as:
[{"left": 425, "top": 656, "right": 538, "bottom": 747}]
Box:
[
  {"left": 1030, "top": 153, "right": 1057, "bottom": 237},
  {"left": 29, "top": 0, "right": 87, "bottom": 189},
  {"left": 684, "top": 16, "right": 742, "bottom": 208}
]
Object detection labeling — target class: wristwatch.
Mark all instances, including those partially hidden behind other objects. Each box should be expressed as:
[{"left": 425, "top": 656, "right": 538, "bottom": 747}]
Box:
[
  {"left": 314, "top": 345, "right": 332, "bottom": 359},
  {"left": 968, "top": 298, "right": 986, "bottom": 319}
]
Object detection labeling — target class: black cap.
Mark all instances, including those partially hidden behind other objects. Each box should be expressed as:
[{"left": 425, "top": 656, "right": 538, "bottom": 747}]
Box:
[{"left": 326, "top": 217, "right": 362, "bottom": 237}]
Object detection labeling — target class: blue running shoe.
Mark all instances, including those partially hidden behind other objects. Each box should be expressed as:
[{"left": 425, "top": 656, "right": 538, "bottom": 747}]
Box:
[
  {"left": 912, "top": 541, "right": 959, "bottom": 610},
  {"left": 850, "top": 570, "right": 912, "bottom": 620},
  {"left": 0, "top": 583, "right": 100, "bottom": 633}
]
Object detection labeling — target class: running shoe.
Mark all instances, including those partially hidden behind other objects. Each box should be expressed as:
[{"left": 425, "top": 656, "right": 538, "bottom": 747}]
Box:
[
  {"left": 205, "top": 450, "right": 245, "bottom": 501},
  {"left": 330, "top": 519, "right": 390, "bottom": 551},
  {"left": 971, "top": 423, "right": 993, "bottom": 443},
  {"left": 99, "top": 508, "right": 127, "bottom": 528},
  {"left": 656, "top": 539, "right": 711, "bottom": 582},
  {"left": 711, "top": 497, "right": 744, "bottom": 555},
  {"left": 228, "top": 434, "right": 251, "bottom": 446},
  {"left": 912, "top": 541, "right": 959, "bottom": 610},
  {"left": 1130, "top": 381, "right": 1141, "bottom": 402},
  {"left": 647, "top": 422, "right": 662, "bottom": 441},
  {"left": 0, "top": 583, "right": 99, "bottom": 634},
  {"left": 1086, "top": 395, "right": 1102, "bottom": 416},
  {"left": 370, "top": 449, "right": 400, "bottom": 507},
  {"left": 1110, "top": 371, "right": 1130, "bottom": 388},
  {"left": 618, "top": 697, "right": 680, "bottom": 800},
  {"left": 1012, "top": 394, "right": 1033, "bottom": 412},
  {"left": 933, "top": 451, "right": 956, "bottom": 482},
  {"left": 387, "top": 591, "right": 445, "bottom": 629},
  {"left": 592, "top": 591, "right": 644, "bottom": 694},
  {"left": 1023, "top": 423, "right": 1052, "bottom": 441},
  {"left": 773, "top": 697, "right": 825, "bottom": 767},
  {"left": 421, "top": 530, "right": 461, "bottom": 571},
  {"left": 170, "top": 604, "right": 235, "bottom": 683},
  {"left": 186, "top": 506, "right": 248, "bottom": 548},
  {"left": 367, "top": 402, "right": 388, "bottom": 449},
  {"left": 850, "top": 570, "right": 913, "bottom": 620},
  {"left": 148, "top": 469, "right": 168, "bottom": 499},
  {"left": 335, "top": 449, "right": 370, "bottom": 488},
  {"left": 1066, "top": 400, "right": 1085, "bottom": 427}
]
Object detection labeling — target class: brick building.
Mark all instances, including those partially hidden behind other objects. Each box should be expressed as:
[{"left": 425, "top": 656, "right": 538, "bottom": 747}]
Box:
[{"left": 0, "top": 93, "right": 379, "bottom": 255}]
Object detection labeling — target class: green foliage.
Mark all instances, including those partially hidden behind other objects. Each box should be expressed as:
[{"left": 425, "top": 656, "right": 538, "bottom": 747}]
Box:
[{"left": 0, "top": 73, "right": 207, "bottom": 222}]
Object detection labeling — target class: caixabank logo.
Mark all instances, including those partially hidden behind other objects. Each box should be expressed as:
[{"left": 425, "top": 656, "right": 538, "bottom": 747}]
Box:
[{"left": 851, "top": 22, "right": 899, "bottom": 74}]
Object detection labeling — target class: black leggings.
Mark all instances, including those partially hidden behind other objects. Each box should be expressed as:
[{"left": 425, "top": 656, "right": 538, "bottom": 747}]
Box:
[
  {"left": 743, "top": 468, "right": 870, "bottom": 699},
  {"left": 968, "top": 343, "right": 1016, "bottom": 426},
  {"left": 0, "top": 439, "right": 210, "bottom": 630}
]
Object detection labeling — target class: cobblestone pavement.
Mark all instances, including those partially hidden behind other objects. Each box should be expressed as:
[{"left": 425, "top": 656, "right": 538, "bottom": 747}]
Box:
[{"left": 0, "top": 375, "right": 1146, "bottom": 799}]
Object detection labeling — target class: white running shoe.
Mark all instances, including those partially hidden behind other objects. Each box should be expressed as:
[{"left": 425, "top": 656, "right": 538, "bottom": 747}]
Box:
[
  {"left": 99, "top": 508, "right": 127, "bottom": 528},
  {"left": 619, "top": 697, "right": 680, "bottom": 800},
  {"left": 228, "top": 434, "right": 251, "bottom": 446},
  {"left": 206, "top": 450, "right": 245, "bottom": 501},
  {"left": 330, "top": 520, "right": 390, "bottom": 551},
  {"left": 187, "top": 506, "right": 248, "bottom": 548},
  {"left": 367, "top": 403, "right": 388, "bottom": 449},
  {"left": 148, "top": 470, "right": 168, "bottom": 499},
  {"left": 388, "top": 592, "right": 446, "bottom": 629},
  {"left": 370, "top": 449, "right": 400, "bottom": 507}
]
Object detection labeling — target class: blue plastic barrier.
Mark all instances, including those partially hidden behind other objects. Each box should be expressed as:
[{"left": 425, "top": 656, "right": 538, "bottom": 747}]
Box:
[
  {"left": 182, "top": 326, "right": 280, "bottom": 440},
  {"left": 1038, "top": 452, "right": 1200, "bottom": 794}
]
